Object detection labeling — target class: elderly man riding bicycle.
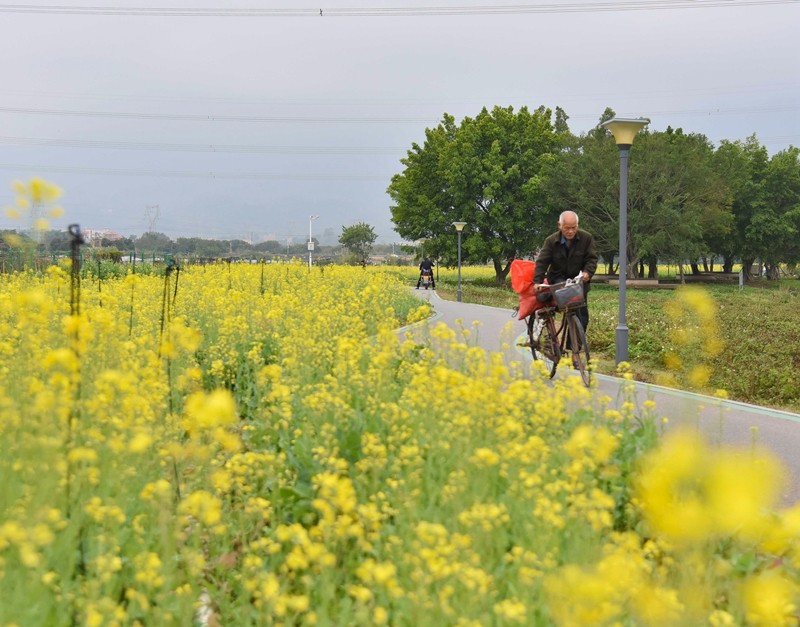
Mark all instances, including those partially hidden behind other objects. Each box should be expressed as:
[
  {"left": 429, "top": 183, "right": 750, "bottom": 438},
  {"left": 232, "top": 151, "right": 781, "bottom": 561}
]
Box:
[{"left": 533, "top": 210, "right": 598, "bottom": 333}]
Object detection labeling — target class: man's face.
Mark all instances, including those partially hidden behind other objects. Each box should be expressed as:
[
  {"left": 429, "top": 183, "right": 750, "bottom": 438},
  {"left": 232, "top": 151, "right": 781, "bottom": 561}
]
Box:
[{"left": 559, "top": 215, "right": 578, "bottom": 240}]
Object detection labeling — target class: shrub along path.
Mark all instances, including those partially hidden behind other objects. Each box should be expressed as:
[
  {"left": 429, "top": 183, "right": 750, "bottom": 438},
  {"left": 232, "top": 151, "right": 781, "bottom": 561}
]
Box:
[{"left": 406, "top": 289, "right": 800, "bottom": 505}]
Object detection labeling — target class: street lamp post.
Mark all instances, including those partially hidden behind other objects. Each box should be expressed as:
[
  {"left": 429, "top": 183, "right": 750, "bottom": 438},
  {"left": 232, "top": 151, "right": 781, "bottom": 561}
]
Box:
[
  {"left": 453, "top": 222, "right": 466, "bottom": 302},
  {"left": 308, "top": 215, "right": 319, "bottom": 270},
  {"left": 600, "top": 117, "right": 650, "bottom": 365}
]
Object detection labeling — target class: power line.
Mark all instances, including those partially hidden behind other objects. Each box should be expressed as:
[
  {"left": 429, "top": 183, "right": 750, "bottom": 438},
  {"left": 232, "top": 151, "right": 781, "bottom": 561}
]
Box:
[
  {"left": 0, "top": 103, "right": 795, "bottom": 125},
  {"left": 1, "top": 82, "right": 797, "bottom": 106},
  {"left": 0, "top": 162, "right": 388, "bottom": 180},
  {"left": 0, "top": 135, "right": 405, "bottom": 154},
  {"left": 0, "top": 106, "right": 437, "bottom": 123},
  {"left": 0, "top": 1, "right": 795, "bottom": 16}
]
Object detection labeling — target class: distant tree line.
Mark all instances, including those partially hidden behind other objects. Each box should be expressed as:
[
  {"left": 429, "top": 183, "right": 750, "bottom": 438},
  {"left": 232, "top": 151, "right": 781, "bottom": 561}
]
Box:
[
  {"left": 2, "top": 226, "right": 408, "bottom": 268},
  {"left": 388, "top": 105, "right": 800, "bottom": 283}
]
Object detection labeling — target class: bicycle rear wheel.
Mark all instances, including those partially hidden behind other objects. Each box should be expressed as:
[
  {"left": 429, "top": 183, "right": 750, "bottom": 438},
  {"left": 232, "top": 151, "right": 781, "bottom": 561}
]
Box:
[
  {"left": 567, "top": 315, "right": 591, "bottom": 386},
  {"left": 529, "top": 313, "right": 559, "bottom": 379}
]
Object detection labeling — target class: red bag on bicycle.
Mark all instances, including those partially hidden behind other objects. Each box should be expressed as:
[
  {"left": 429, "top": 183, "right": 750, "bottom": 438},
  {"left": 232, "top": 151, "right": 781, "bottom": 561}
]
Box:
[
  {"left": 516, "top": 284, "right": 543, "bottom": 320},
  {"left": 510, "top": 259, "right": 535, "bottom": 293},
  {"left": 511, "top": 259, "right": 544, "bottom": 319}
]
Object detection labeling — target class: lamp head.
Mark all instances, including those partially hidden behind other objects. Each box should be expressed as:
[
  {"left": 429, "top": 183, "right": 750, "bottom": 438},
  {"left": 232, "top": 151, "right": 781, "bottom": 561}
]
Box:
[
  {"left": 601, "top": 117, "right": 650, "bottom": 146},
  {"left": 452, "top": 221, "right": 467, "bottom": 232}
]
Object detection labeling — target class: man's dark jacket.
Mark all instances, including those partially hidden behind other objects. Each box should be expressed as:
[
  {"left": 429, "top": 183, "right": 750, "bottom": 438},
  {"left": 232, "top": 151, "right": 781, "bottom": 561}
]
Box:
[{"left": 534, "top": 229, "right": 599, "bottom": 290}]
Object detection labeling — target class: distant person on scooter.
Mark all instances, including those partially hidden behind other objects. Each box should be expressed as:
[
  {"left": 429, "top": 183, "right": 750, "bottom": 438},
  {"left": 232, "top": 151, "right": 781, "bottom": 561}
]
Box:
[{"left": 416, "top": 256, "right": 435, "bottom": 289}]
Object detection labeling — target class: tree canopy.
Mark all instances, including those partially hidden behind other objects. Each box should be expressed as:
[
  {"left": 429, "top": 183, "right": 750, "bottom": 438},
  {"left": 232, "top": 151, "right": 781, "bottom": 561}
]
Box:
[
  {"left": 388, "top": 105, "right": 563, "bottom": 283},
  {"left": 339, "top": 222, "right": 377, "bottom": 264},
  {"left": 391, "top": 103, "right": 798, "bottom": 281}
]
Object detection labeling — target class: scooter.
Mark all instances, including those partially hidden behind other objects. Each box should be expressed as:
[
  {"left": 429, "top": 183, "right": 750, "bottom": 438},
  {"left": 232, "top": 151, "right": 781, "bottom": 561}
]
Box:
[{"left": 419, "top": 269, "right": 433, "bottom": 289}]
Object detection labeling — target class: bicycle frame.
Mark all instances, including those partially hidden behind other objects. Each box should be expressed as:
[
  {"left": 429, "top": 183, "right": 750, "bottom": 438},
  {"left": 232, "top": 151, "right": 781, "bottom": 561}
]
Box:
[{"left": 525, "top": 287, "right": 591, "bottom": 386}]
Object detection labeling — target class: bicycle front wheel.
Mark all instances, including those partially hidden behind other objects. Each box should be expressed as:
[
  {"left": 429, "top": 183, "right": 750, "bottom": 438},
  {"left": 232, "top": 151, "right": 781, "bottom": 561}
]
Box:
[
  {"left": 567, "top": 314, "right": 591, "bottom": 386},
  {"left": 530, "top": 314, "right": 559, "bottom": 379}
]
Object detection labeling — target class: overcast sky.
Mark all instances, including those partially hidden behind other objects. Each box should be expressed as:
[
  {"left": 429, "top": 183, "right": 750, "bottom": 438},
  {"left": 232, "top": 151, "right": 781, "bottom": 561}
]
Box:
[{"left": 1, "top": 0, "right": 798, "bottom": 244}]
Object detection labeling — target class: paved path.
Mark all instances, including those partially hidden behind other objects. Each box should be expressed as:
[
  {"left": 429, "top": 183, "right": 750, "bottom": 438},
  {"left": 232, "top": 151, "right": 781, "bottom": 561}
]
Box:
[{"left": 406, "top": 289, "right": 800, "bottom": 505}]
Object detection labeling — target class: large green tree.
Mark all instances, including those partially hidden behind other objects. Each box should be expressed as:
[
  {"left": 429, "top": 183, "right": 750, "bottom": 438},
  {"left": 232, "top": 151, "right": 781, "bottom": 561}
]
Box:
[
  {"left": 339, "top": 222, "right": 377, "bottom": 264},
  {"left": 712, "top": 136, "right": 770, "bottom": 278},
  {"left": 761, "top": 147, "right": 800, "bottom": 272},
  {"left": 635, "top": 128, "right": 730, "bottom": 277},
  {"left": 745, "top": 146, "right": 800, "bottom": 277},
  {"left": 388, "top": 105, "right": 562, "bottom": 283}
]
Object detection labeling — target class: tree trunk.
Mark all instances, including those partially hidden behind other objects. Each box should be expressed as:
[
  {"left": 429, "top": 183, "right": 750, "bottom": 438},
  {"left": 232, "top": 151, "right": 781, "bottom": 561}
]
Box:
[
  {"left": 741, "top": 257, "right": 755, "bottom": 281},
  {"left": 766, "top": 262, "right": 780, "bottom": 280},
  {"left": 627, "top": 252, "right": 639, "bottom": 279},
  {"left": 722, "top": 255, "right": 734, "bottom": 273},
  {"left": 679, "top": 264, "right": 686, "bottom": 284},
  {"left": 493, "top": 257, "right": 510, "bottom": 284},
  {"left": 690, "top": 262, "right": 701, "bottom": 275},
  {"left": 647, "top": 258, "right": 658, "bottom": 279}
]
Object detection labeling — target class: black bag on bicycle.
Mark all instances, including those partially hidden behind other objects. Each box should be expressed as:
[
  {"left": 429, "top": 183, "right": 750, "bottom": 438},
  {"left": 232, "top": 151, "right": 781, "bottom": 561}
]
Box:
[{"left": 553, "top": 283, "right": 584, "bottom": 310}]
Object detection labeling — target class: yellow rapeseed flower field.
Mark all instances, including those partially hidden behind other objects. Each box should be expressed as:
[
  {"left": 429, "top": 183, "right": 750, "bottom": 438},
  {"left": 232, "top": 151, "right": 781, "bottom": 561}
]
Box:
[{"left": 2, "top": 181, "right": 800, "bottom": 625}]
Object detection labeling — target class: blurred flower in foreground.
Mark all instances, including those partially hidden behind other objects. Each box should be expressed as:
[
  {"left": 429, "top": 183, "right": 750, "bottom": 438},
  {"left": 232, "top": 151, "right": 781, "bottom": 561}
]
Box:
[
  {"left": 635, "top": 429, "right": 785, "bottom": 545},
  {"left": 661, "top": 285, "right": 724, "bottom": 391},
  {"left": 4, "top": 177, "right": 64, "bottom": 234}
]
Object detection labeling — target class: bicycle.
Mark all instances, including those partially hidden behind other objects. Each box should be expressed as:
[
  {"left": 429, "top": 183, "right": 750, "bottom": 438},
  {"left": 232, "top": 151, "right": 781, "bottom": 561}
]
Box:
[{"left": 522, "top": 274, "right": 591, "bottom": 386}]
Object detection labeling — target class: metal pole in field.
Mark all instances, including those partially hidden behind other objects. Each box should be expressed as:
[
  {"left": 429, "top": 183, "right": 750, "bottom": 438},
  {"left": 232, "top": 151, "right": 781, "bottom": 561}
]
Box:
[
  {"left": 308, "top": 215, "right": 319, "bottom": 270},
  {"left": 600, "top": 117, "right": 649, "bottom": 365},
  {"left": 453, "top": 221, "right": 466, "bottom": 302}
]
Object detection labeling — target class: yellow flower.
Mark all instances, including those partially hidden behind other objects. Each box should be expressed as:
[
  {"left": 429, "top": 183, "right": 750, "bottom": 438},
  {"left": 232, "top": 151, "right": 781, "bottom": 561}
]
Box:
[
  {"left": 128, "top": 431, "right": 153, "bottom": 453},
  {"left": 347, "top": 584, "right": 373, "bottom": 603},
  {"left": 27, "top": 177, "right": 62, "bottom": 203},
  {"left": 18, "top": 543, "right": 42, "bottom": 568},
  {"left": 183, "top": 389, "right": 237, "bottom": 432},
  {"left": 741, "top": 570, "right": 798, "bottom": 626},
  {"left": 140, "top": 479, "right": 172, "bottom": 502},
  {"left": 470, "top": 447, "right": 500, "bottom": 466},
  {"left": 688, "top": 363, "right": 711, "bottom": 388},
  {"left": 635, "top": 429, "right": 784, "bottom": 544},
  {"left": 134, "top": 551, "right": 164, "bottom": 588},
  {"left": 564, "top": 424, "right": 617, "bottom": 464},
  {"left": 664, "top": 351, "right": 682, "bottom": 370},
  {"left": 493, "top": 599, "right": 527, "bottom": 623},
  {"left": 373, "top": 606, "right": 389, "bottom": 624},
  {"left": 709, "top": 609, "right": 736, "bottom": 626},
  {"left": 178, "top": 490, "right": 223, "bottom": 526}
]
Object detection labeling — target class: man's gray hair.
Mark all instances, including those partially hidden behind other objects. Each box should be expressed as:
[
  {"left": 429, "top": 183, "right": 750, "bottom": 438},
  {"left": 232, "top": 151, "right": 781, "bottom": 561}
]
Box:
[{"left": 559, "top": 210, "right": 579, "bottom": 225}]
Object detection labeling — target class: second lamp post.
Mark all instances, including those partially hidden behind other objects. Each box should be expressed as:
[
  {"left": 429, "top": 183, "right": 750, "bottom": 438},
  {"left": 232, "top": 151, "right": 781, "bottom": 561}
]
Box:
[
  {"left": 600, "top": 117, "right": 649, "bottom": 365},
  {"left": 453, "top": 221, "right": 466, "bottom": 302}
]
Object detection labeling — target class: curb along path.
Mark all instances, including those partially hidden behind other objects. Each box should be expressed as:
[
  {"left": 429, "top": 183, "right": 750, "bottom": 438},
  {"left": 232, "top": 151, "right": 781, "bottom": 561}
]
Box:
[{"left": 404, "top": 289, "right": 800, "bottom": 505}]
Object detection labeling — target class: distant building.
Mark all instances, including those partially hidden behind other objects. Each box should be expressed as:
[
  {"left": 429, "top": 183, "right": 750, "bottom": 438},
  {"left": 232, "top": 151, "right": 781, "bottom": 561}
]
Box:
[{"left": 83, "top": 228, "right": 125, "bottom": 246}]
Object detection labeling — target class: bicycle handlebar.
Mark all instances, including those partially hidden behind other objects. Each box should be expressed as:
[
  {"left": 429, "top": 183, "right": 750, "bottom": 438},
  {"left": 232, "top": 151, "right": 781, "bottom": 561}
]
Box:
[{"left": 535, "top": 273, "right": 583, "bottom": 292}]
